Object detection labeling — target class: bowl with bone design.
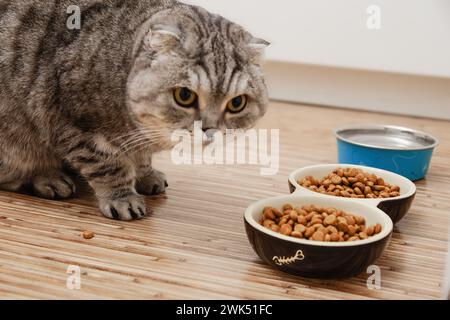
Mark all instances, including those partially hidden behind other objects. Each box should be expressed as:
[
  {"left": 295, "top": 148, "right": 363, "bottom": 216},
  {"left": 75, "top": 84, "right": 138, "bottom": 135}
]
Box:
[{"left": 244, "top": 194, "right": 393, "bottom": 279}]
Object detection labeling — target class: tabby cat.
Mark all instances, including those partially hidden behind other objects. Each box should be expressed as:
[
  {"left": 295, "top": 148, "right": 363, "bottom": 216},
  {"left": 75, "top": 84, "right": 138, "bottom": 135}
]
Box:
[{"left": 0, "top": 0, "right": 269, "bottom": 220}]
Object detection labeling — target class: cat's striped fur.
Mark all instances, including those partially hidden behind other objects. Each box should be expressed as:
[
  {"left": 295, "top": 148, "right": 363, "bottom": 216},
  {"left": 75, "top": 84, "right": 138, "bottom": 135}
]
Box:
[{"left": 0, "top": 0, "right": 269, "bottom": 220}]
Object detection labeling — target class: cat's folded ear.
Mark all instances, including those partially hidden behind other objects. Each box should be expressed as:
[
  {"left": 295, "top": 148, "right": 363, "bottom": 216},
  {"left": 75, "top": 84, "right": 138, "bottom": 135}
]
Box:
[
  {"left": 249, "top": 38, "right": 271, "bottom": 50},
  {"left": 248, "top": 37, "right": 270, "bottom": 64},
  {"left": 147, "top": 24, "right": 181, "bottom": 51}
]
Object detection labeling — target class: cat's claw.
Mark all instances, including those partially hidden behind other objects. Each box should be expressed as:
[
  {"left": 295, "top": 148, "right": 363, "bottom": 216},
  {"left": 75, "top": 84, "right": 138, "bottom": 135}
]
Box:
[
  {"left": 136, "top": 169, "right": 168, "bottom": 196},
  {"left": 31, "top": 172, "right": 76, "bottom": 199},
  {"left": 99, "top": 194, "right": 147, "bottom": 221}
]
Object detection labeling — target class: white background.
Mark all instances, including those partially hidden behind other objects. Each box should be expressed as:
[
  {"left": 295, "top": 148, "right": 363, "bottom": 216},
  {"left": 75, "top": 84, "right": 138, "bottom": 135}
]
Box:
[{"left": 185, "top": 0, "right": 450, "bottom": 79}]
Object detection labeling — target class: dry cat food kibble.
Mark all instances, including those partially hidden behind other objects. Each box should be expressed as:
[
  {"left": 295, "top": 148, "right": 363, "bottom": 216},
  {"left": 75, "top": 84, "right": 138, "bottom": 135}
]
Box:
[
  {"left": 260, "top": 204, "right": 382, "bottom": 242},
  {"left": 82, "top": 230, "right": 95, "bottom": 240},
  {"left": 298, "top": 168, "right": 401, "bottom": 199}
]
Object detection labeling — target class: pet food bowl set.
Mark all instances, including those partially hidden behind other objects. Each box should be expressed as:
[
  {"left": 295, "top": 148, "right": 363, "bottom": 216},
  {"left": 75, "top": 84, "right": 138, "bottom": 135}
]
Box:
[
  {"left": 244, "top": 164, "right": 415, "bottom": 279},
  {"left": 243, "top": 123, "right": 437, "bottom": 279}
]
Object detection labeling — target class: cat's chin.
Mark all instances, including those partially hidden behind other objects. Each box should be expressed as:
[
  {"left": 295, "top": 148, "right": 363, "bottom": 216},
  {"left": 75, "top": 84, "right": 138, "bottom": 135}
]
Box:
[{"left": 202, "top": 139, "right": 214, "bottom": 148}]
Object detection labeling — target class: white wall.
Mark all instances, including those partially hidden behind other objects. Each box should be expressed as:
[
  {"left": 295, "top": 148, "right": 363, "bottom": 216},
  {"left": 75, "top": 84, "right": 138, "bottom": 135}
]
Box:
[
  {"left": 184, "top": 0, "right": 450, "bottom": 119},
  {"left": 266, "top": 61, "right": 450, "bottom": 120},
  {"left": 185, "top": 0, "right": 450, "bottom": 79}
]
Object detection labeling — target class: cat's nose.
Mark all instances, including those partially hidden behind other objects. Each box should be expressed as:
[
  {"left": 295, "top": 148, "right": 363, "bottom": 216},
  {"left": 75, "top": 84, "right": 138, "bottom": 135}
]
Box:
[{"left": 202, "top": 127, "right": 217, "bottom": 140}]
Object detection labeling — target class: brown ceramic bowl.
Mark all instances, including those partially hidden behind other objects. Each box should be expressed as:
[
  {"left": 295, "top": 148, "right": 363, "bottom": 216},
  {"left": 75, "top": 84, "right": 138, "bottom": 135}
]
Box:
[
  {"left": 244, "top": 195, "right": 393, "bottom": 279},
  {"left": 288, "top": 164, "right": 417, "bottom": 224}
]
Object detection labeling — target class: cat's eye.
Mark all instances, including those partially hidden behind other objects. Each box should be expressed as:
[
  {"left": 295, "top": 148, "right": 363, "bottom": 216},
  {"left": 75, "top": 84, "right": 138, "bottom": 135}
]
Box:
[
  {"left": 226, "top": 95, "right": 248, "bottom": 114},
  {"left": 174, "top": 87, "right": 198, "bottom": 108}
]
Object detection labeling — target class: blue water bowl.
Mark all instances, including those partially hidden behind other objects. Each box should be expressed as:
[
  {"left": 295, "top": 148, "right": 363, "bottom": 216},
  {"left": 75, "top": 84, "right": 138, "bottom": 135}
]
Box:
[{"left": 334, "top": 125, "right": 439, "bottom": 181}]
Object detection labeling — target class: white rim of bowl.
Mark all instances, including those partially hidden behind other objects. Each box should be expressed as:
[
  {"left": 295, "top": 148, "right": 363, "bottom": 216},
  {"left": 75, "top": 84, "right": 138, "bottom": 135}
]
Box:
[
  {"left": 244, "top": 195, "right": 394, "bottom": 248},
  {"left": 333, "top": 124, "right": 439, "bottom": 151},
  {"left": 288, "top": 164, "right": 417, "bottom": 201}
]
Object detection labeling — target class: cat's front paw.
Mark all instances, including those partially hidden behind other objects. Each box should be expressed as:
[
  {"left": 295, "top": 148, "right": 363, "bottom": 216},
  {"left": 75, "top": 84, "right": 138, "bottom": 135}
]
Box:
[
  {"left": 98, "top": 194, "right": 147, "bottom": 221},
  {"left": 31, "top": 172, "right": 76, "bottom": 199},
  {"left": 136, "top": 169, "right": 168, "bottom": 196}
]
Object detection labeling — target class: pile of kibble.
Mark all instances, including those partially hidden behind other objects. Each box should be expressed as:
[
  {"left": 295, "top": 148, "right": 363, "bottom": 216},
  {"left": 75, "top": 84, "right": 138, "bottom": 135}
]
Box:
[
  {"left": 260, "top": 204, "right": 382, "bottom": 242},
  {"left": 298, "top": 167, "right": 401, "bottom": 199}
]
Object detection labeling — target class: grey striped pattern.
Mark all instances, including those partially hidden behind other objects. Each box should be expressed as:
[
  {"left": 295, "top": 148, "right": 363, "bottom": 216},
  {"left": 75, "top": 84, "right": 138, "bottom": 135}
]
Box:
[{"left": 0, "top": 0, "right": 269, "bottom": 220}]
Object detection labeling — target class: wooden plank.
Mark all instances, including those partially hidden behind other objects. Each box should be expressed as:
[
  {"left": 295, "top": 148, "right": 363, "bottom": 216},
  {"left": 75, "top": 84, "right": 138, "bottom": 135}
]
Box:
[{"left": 0, "top": 102, "right": 449, "bottom": 300}]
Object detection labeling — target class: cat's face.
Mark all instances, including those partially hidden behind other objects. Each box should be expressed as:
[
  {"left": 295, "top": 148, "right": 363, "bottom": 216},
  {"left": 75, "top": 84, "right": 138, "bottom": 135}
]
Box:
[{"left": 127, "top": 5, "right": 269, "bottom": 146}]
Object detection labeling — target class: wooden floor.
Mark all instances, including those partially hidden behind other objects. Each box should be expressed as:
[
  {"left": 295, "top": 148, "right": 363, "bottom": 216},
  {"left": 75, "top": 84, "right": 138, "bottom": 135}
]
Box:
[{"left": 1, "top": 102, "right": 449, "bottom": 300}]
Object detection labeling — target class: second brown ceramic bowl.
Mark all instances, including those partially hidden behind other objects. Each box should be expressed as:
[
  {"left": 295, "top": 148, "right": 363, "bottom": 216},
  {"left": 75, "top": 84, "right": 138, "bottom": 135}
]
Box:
[
  {"left": 245, "top": 194, "right": 393, "bottom": 279},
  {"left": 288, "top": 164, "right": 417, "bottom": 224}
]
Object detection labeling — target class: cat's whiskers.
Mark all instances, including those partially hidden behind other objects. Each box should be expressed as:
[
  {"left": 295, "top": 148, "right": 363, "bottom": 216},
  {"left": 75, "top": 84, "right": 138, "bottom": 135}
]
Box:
[
  {"left": 120, "top": 136, "right": 170, "bottom": 157},
  {"left": 115, "top": 131, "right": 170, "bottom": 157},
  {"left": 126, "top": 137, "right": 174, "bottom": 156},
  {"left": 118, "top": 130, "right": 167, "bottom": 150},
  {"left": 116, "top": 128, "right": 167, "bottom": 147},
  {"left": 109, "top": 127, "right": 174, "bottom": 145},
  {"left": 119, "top": 137, "right": 155, "bottom": 155}
]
